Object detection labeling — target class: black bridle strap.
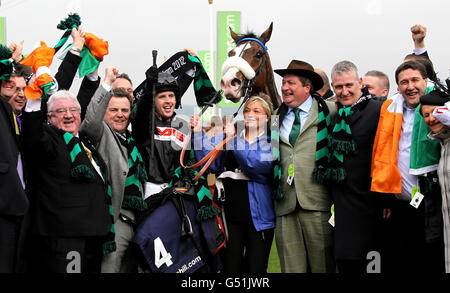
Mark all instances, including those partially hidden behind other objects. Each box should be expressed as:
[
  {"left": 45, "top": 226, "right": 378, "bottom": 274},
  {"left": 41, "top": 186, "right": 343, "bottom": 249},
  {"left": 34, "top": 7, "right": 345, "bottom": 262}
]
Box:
[{"left": 232, "top": 52, "right": 267, "bottom": 118}]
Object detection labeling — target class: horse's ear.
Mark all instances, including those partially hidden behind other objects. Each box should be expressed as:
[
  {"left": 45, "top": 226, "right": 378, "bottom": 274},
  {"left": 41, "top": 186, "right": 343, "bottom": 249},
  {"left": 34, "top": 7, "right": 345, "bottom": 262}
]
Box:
[
  {"left": 259, "top": 22, "right": 273, "bottom": 44},
  {"left": 229, "top": 27, "right": 239, "bottom": 43}
]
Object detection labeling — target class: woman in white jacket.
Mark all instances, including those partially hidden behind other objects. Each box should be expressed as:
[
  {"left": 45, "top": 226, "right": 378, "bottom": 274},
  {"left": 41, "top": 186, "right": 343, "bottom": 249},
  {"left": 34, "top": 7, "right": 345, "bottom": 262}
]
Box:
[{"left": 420, "top": 88, "right": 450, "bottom": 273}]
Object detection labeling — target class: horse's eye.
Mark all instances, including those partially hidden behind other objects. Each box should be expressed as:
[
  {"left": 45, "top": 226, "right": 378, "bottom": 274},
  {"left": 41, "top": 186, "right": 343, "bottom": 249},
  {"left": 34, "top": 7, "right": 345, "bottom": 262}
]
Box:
[{"left": 255, "top": 51, "right": 265, "bottom": 58}]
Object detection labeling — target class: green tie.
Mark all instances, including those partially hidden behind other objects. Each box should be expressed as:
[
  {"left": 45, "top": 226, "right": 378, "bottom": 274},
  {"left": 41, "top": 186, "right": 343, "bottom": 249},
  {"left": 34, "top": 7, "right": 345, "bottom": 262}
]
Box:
[{"left": 289, "top": 108, "right": 301, "bottom": 146}]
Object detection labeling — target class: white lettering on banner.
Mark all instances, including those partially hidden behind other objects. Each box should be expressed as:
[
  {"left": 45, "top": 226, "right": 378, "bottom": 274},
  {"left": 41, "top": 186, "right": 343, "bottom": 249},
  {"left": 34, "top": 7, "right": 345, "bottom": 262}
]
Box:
[
  {"left": 172, "top": 56, "right": 186, "bottom": 71},
  {"left": 162, "top": 67, "right": 174, "bottom": 75}
]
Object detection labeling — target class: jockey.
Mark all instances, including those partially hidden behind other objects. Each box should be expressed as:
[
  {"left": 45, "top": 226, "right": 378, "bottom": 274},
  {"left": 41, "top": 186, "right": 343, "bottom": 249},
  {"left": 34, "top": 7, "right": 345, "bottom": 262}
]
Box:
[{"left": 132, "top": 68, "right": 188, "bottom": 198}]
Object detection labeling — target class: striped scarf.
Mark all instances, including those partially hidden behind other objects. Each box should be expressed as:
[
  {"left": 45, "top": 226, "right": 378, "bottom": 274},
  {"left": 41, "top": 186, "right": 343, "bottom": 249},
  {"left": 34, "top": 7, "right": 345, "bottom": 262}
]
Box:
[
  {"left": 57, "top": 129, "right": 116, "bottom": 255},
  {"left": 18, "top": 13, "right": 81, "bottom": 101},
  {"left": 169, "top": 150, "right": 220, "bottom": 221},
  {"left": 133, "top": 51, "right": 219, "bottom": 108},
  {"left": 0, "top": 45, "right": 13, "bottom": 80},
  {"left": 324, "top": 90, "right": 372, "bottom": 183},
  {"left": 55, "top": 13, "right": 82, "bottom": 53},
  {"left": 117, "top": 132, "right": 148, "bottom": 212},
  {"left": 272, "top": 95, "right": 332, "bottom": 199},
  {"left": 56, "top": 14, "right": 109, "bottom": 78},
  {"left": 271, "top": 114, "right": 283, "bottom": 199},
  {"left": 311, "top": 95, "right": 333, "bottom": 184}
]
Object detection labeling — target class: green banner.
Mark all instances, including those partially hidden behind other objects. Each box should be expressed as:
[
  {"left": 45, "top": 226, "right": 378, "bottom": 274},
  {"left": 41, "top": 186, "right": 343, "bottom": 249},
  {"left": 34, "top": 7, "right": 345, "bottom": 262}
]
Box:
[
  {"left": 197, "top": 50, "right": 216, "bottom": 121},
  {"left": 0, "top": 18, "right": 6, "bottom": 45},
  {"left": 217, "top": 11, "right": 240, "bottom": 107}
]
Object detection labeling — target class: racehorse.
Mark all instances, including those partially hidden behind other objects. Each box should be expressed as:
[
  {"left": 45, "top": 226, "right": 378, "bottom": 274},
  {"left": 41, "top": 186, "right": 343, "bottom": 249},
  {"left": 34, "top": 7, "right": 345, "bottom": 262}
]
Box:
[{"left": 220, "top": 22, "right": 281, "bottom": 109}]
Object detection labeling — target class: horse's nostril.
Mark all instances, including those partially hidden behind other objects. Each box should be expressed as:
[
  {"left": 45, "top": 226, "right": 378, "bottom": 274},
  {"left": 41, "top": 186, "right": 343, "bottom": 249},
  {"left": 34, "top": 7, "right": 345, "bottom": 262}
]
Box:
[{"left": 231, "top": 78, "right": 241, "bottom": 87}]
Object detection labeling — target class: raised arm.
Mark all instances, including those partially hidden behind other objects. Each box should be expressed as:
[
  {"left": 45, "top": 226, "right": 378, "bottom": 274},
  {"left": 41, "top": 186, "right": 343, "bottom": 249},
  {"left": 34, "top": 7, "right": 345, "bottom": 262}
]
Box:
[
  {"left": 411, "top": 24, "right": 429, "bottom": 58},
  {"left": 80, "top": 66, "right": 118, "bottom": 144},
  {"left": 77, "top": 67, "right": 101, "bottom": 121},
  {"left": 21, "top": 98, "right": 56, "bottom": 159},
  {"left": 131, "top": 65, "right": 158, "bottom": 145},
  {"left": 54, "top": 27, "right": 85, "bottom": 90}
]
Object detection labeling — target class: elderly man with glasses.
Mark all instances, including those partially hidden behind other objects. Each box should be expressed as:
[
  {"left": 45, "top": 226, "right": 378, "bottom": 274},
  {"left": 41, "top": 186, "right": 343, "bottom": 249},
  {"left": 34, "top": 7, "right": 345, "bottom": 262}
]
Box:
[{"left": 20, "top": 89, "right": 113, "bottom": 273}]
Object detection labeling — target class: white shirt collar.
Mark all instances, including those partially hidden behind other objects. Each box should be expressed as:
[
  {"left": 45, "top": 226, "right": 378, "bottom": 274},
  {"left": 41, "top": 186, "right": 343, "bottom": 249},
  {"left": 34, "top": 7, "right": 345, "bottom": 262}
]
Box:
[{"left": 288, "top": 95, "right": 313, "bottom": 114}]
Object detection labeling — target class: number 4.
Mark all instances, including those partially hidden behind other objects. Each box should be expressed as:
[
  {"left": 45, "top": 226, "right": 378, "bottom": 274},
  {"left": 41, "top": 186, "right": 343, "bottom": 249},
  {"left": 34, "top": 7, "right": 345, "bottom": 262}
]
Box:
[{"left": 154, "top": 237, "right": 173, "bottom": 268}]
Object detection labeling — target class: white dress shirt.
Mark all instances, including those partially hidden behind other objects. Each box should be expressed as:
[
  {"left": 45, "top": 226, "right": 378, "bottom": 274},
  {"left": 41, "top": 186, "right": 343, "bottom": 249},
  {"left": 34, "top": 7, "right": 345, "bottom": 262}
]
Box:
[
  {"left": 280, "top": 96, "right": 313, "bottom": 142},
  {"left": 396, "top": 103, "right": 419, "bottom": 200}
]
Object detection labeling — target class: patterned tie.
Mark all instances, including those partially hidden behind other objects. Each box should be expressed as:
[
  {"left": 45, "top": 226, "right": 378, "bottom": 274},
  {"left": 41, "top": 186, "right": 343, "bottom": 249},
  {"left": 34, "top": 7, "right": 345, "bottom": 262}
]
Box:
[
  {"left": 83, "top": 144, "right": 93, "bottom": 162},
  {"left": 289, "top": 108, "right": 301, "bottom": 146}
]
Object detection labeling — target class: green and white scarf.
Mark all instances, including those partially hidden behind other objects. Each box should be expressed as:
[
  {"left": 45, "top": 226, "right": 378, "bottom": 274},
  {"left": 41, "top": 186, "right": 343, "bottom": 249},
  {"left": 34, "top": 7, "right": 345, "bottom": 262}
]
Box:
[
  {"left": 58, "top": 129, "right": 116, "bottom": 255},
  {"left": 322, "top": 90, "right": 373, "bottom": 183},
  {"left": 117, "top": 132, "right": 148, "bottom": 212},
  {"left": 272, "top": 95, "right": 333, "bottom": 199},
  {"left": 169, "top": 150, "right": 220, "bottom": 221},
  {"left": 410, "top": 84, "right": 441, "bottom": 175}
]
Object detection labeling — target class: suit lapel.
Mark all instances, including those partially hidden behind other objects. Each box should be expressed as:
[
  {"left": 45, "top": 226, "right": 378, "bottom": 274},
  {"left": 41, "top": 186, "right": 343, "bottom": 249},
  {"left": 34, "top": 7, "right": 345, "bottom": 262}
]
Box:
[
  {"left": 0, "top": 100, "right": 15, "bottom": 133},
  {"left": 349, "top": 109, "right": 362, "bottom": 126},
  {"left": 300, "top": 98, "right": 318, "bottom": 136},
  {"left": 277, "top": 103, "right": 290, "bottom": 144},
  {"left": 0, "top": 100, "right": 21, "bottom": 148}
]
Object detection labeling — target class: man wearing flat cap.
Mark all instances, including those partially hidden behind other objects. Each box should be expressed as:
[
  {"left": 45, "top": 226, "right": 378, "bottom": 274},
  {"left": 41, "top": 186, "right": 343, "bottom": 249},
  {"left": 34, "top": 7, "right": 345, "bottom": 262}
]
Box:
[{"left": 273, "top": 60, "right": 336, "bottom": 273}]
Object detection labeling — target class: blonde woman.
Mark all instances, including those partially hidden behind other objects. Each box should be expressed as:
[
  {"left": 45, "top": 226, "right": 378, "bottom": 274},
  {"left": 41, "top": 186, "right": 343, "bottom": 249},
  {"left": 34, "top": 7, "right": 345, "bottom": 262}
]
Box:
[{"left": 190, "top": 93, "right": 275, "bottom": 273}]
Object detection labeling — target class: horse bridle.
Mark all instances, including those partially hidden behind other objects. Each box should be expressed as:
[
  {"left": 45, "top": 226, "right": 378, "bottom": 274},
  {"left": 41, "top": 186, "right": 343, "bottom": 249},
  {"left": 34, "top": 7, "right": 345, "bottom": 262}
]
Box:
[
  {"left": 232, "top": 37, "right": 268, "bottom": 118},
  {"left": 180, "top": 38, "right": 269, "bottom": 181}
]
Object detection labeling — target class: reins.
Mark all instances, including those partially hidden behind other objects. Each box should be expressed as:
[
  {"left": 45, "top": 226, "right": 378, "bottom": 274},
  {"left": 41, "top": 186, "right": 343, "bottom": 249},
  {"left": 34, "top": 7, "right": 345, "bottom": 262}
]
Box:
[
  {"left": 180, "top": 134, "right": 234, "bottom": 183},
  {"left": 179, "top": 37, "right": 268, "bottom": 182}
]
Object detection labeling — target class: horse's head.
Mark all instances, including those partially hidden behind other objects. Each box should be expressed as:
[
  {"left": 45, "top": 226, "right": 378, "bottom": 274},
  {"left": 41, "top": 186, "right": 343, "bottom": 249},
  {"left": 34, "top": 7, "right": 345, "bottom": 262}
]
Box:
[{"left": 220, "top": 23, "right": 273, "bottom": 104}]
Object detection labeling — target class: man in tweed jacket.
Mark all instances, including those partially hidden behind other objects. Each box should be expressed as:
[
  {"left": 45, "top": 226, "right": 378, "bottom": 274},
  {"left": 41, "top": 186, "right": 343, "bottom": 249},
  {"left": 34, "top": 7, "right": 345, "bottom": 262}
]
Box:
[{"left": 273, "top": 60, "right": 336, "bottom": 273}]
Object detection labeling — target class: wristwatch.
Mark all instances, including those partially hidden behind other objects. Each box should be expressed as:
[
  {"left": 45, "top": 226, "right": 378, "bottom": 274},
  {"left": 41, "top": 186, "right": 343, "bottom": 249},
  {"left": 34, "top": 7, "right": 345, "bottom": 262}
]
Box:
[{"left": 71, "top": 46, "right": 82, "bottom": 53}]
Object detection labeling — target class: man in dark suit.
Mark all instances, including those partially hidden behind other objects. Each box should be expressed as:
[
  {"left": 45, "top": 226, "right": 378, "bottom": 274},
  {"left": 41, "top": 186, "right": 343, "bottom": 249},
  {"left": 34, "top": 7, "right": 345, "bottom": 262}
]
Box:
[
  {"left": 0, "top": 44, "right": 29, "bottom": 273},
  {"left": 329, "top": 60, "right": 385, "bottom": 273},
  {"left": 0, "top": 98, "right": 28, "bottom": 273},
  {"left": 21, "top": 89, "right": 112, "bottom": 273}
]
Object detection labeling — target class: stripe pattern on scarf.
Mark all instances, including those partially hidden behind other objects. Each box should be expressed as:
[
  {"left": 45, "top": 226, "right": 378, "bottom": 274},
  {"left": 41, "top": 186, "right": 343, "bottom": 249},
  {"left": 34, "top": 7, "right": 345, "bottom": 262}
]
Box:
[
  {"left": 272, "top": 95, "right": 332, "bottom": 199},
  {"left": 55, "top": 13, "right": 82, "bottom": 53},
  {"left": 327, "top": 91, "right": 373, "bottom": 183},
  {"left": 271, "top": 114, "right": 283, "bottom": 199},
  {"left": 169, "top": 150, "right": 220, "bottom": 221},
  {"left": 120, "top": 135, "right": 149, "bottom": 212},
  {"left": 311, "top": 94, "right": 332, "bottom": 184},
  {"left": 58, "top": 129, "right": 116, "bottom": 255}
]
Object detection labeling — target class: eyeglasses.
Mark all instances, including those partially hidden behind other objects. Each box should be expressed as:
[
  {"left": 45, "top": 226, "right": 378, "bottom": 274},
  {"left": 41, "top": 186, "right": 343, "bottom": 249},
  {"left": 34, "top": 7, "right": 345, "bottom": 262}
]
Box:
[{"left": 50, "top": 107, "right": 81, "bottom": 115}]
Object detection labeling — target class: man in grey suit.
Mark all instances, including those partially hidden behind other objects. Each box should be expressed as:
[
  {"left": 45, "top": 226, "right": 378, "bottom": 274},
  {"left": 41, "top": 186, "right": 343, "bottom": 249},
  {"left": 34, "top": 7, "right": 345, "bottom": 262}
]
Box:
[
  {"left": 273, "top": 60, "right": 336, "bottom": 273},
  {"left": 80, "top": 66, "right": 147, "bottom": 272}
]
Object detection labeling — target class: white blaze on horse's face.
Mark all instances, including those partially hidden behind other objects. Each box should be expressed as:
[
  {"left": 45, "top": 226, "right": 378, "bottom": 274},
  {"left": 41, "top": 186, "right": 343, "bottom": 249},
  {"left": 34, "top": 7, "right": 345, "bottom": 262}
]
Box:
[{"left": 220, "top": 42, "right": 256, "bottom": 102}]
